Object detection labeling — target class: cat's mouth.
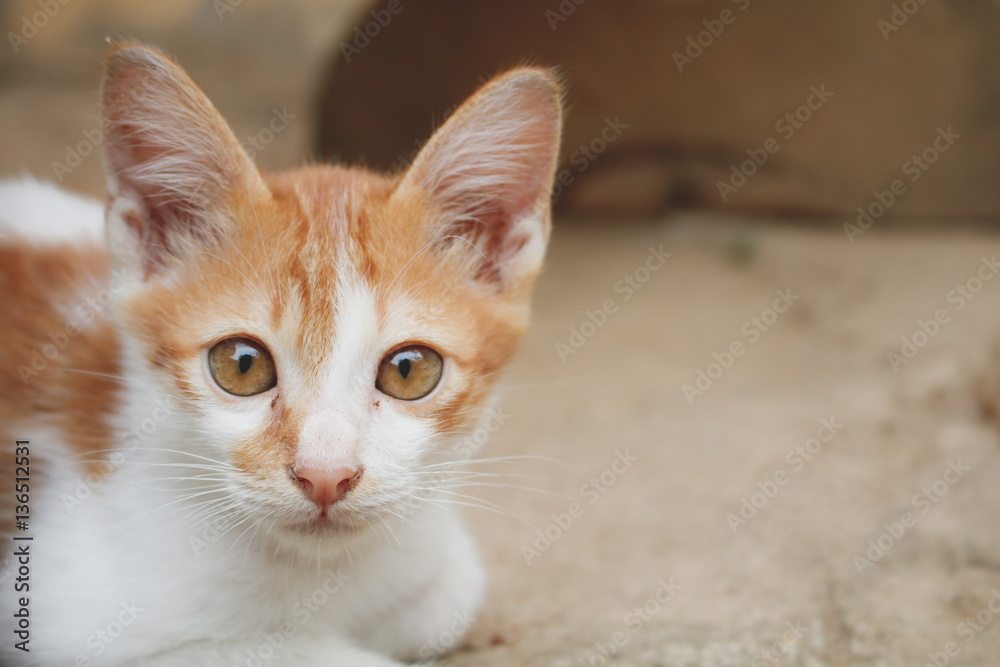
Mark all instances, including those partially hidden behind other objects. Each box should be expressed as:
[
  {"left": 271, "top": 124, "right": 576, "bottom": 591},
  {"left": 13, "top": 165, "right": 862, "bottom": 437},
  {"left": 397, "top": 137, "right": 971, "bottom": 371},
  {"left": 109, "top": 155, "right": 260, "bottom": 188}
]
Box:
[
  {"left": 290, "top": 506, "right": 368, "bottom": 536},
  {"left": 260, "top": 512, "right": 372, "bottom": 553}
]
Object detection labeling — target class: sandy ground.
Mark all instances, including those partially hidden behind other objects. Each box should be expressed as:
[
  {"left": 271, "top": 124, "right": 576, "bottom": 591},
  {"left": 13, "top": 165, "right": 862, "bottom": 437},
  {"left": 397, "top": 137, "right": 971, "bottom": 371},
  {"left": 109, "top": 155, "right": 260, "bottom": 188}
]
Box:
[
  {"left": 450, "top": 221, "right": 1000, "bottom": 666},
  {"left": 3, "top": 2, "right": 1000, "bottom": 665}
]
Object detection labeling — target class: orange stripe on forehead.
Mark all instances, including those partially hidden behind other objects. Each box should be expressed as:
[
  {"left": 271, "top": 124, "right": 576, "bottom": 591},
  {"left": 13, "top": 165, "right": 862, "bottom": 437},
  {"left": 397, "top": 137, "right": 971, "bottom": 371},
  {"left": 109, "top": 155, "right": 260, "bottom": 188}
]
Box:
[
  {"left": 346, "top": 199, "right": 379, "bottom": 287},
  {"left": 255, "top": 167, "right": 396, "bottom": 384}
]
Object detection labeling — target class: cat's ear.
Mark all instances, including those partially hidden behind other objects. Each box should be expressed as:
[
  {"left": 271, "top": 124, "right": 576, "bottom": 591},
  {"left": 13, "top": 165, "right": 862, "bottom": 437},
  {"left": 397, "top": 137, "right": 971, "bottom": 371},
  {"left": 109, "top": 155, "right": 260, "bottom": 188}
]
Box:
[
  {"left": 397, "top": 68, "right": 562, "bottom": 292},
  {"left": 101, "top": 44, "right": 264, "bottom": 277}
]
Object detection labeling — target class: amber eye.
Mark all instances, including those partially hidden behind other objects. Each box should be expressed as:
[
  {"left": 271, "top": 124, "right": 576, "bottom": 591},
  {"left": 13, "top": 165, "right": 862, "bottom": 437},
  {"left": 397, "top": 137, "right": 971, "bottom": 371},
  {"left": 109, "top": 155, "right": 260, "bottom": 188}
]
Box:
[
  {"left": 208, "top": 338, "right": 277, "bottom": 396},
  {"left": 376, "top": 345, "right": 443, "bottom": 401}
]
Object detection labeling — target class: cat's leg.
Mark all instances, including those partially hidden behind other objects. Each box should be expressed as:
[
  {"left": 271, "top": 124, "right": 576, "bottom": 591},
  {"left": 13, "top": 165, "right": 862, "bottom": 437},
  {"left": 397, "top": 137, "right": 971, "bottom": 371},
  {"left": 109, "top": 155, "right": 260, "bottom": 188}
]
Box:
[
  {"left": 359, "top": 510, "right": 485, "bottom": 662},
  {"left": 128, "top": 636, "right": 415, "bottom": 667}
]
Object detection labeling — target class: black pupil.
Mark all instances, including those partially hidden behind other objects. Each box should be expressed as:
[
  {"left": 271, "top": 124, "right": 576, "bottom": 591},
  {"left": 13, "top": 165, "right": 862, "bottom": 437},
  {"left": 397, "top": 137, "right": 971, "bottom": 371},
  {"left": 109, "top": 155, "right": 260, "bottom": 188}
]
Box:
[
  {"left": 238, "top": 354, "right": 253, "bottom": 374},
  {"left": 397, "top": 357, "right": 411, "bottom": 379}
]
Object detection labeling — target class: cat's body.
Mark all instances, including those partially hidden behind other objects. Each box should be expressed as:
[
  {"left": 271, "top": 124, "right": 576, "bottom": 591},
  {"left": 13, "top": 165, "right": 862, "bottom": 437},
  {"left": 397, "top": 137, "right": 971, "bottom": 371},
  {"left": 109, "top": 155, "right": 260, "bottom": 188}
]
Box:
[{"left": 0, "top": 45, "right": 561, "bottom": 666}]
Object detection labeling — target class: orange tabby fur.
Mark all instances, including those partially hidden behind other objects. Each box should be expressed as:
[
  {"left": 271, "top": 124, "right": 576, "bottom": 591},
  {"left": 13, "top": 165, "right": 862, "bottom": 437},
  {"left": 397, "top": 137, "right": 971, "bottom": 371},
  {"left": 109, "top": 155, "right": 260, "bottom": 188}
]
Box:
[
  {"left": 1, "top": 58, "right": 545, "bottom": 543},
  {"left": 0, "top": 241, "right": 118, "bottom": 540}
]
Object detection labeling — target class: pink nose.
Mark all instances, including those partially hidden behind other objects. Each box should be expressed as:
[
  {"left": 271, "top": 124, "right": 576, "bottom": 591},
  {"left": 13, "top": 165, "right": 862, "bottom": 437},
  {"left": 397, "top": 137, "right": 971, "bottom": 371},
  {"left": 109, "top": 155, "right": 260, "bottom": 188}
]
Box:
[{"left": 291, "top": 466, "right": 363, "bottom": 508}]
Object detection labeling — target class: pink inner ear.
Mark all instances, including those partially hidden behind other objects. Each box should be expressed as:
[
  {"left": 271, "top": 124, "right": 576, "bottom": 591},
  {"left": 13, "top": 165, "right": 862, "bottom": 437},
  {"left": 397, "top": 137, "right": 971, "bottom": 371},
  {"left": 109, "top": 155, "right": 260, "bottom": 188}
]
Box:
[
  {"left": 106, "top": 124, "right": 188, "bottom": 268},
  {"left": 441, "top": 181, "right": 544, "bottom": 285}
]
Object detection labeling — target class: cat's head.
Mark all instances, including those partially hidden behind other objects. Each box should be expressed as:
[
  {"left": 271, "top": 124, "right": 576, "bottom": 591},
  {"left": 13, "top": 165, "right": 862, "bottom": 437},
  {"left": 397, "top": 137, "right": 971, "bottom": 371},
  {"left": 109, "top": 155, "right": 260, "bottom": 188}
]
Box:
[{"left": 100, "top": 45, "right": 561, "bottom": 550}]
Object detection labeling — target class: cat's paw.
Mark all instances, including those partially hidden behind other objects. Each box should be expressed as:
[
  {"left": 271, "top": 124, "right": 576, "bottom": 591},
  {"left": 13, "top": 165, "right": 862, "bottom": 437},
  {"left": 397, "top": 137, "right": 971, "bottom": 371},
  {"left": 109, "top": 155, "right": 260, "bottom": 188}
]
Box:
[
  {"left": 360, "top": 515, "right": 485, "bottom": 661},
  {"left": 309, "top": 644, "right": 410, "bottom": 667}
]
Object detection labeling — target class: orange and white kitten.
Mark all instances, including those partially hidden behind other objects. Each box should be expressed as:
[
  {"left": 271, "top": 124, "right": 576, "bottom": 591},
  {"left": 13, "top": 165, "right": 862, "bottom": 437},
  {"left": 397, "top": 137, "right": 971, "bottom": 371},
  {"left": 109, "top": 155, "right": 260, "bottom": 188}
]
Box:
[{"left": 0, "top": 45, "right": 560, "bottom": 666}]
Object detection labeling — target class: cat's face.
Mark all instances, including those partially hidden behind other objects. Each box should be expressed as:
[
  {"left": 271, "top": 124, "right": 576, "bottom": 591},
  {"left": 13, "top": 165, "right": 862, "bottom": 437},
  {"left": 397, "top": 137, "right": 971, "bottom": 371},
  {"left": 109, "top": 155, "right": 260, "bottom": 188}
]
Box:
[{"left": 101, "top": 46, "right": 560, "bottom": 549}]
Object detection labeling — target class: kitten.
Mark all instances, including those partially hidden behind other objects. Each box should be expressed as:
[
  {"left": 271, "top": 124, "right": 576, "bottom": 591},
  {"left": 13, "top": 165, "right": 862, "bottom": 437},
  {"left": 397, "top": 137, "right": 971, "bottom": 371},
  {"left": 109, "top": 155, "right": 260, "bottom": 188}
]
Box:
[{"left": 0, "top": 44, "right": 560, "bottom": 666}]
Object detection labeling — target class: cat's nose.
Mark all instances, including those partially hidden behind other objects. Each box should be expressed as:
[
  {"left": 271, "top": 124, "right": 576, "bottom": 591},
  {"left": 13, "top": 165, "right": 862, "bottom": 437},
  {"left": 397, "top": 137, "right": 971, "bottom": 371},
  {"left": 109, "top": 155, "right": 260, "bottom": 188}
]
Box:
[{"left": 290, "top": 466, "right": 363, "bottom": 508}]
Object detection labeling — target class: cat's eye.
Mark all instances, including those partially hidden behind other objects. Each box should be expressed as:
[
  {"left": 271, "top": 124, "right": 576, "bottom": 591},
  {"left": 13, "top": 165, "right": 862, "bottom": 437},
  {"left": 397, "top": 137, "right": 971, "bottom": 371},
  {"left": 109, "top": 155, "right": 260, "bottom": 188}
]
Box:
[
  {"left": 208, "top": 338, "right": 277, "bottom": 396},
  {"left": 376, "top": 345, "right": 443, "bottom": 401}
]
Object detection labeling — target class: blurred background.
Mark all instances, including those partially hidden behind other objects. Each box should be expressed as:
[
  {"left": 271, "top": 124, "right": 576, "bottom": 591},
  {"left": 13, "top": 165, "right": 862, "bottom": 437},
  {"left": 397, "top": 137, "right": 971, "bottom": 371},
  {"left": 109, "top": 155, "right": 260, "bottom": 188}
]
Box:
[{"left": 3, "top": 1, "right": 1000, "bottom": 665}]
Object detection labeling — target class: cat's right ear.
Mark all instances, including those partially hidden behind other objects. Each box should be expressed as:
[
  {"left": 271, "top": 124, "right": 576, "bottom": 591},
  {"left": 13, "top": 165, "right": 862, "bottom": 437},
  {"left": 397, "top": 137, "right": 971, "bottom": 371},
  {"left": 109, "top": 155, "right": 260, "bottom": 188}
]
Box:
[{"left": 101, "top": 44, "right": 264, "bottom": 278}]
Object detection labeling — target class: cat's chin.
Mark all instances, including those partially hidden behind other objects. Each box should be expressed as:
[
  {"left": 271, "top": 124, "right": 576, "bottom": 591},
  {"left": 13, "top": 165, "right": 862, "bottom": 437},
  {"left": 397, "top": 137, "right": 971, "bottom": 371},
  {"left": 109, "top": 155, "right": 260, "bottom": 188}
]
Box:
[{"left": 268, "top": 509, "right": 376, "bottom": 550}]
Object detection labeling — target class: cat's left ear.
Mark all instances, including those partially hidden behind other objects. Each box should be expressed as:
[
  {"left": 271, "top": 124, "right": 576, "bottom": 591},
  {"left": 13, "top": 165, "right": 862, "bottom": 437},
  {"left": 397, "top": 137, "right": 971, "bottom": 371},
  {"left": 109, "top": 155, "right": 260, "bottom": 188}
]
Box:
[
  {"left": 101, "top": 44, "right": 265, "bottom": 278},
  {"left": 396, "top": 68, "right": 562, "bottom": 294}
]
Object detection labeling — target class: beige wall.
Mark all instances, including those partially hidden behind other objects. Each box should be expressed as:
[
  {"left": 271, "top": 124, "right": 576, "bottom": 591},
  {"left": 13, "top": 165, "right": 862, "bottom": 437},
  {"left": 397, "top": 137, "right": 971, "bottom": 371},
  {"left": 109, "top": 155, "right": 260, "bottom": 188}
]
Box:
[
  {"left": 317, "top": 0, "right": 1000, "bottom": 220},
  {"left": 0, "top": 0, "right": 366, "bottom": 195}
]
